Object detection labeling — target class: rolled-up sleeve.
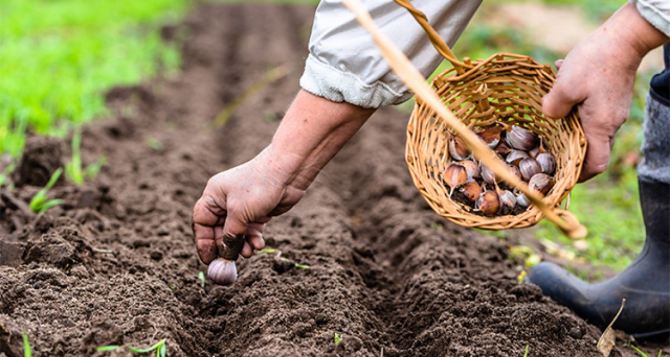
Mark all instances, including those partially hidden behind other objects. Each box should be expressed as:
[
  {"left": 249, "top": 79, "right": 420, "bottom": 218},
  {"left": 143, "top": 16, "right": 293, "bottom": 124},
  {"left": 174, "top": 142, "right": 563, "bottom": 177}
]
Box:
[
  {"left": 300, "top": 0, "right": 481, "bottom": 109},
  {"left": 631, "top": 0, "right": 670, "bottom": 37}
]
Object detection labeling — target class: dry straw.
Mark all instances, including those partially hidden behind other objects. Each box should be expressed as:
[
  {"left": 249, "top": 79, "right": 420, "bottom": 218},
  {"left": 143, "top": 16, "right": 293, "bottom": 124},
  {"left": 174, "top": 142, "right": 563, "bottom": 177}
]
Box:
[{"left": 343, "top": 0, "right": 587, "bottom": 238}]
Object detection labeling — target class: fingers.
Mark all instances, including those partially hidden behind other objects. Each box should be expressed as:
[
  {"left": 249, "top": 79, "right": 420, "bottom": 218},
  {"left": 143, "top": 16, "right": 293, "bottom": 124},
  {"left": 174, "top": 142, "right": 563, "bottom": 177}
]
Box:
[
  {"left": 239, "top": 223, "right": 266, "bottom": 258},
  {"left": 579, "top": 132, "right": 611, "bottom": 182},
  {"left": 246, "top": 223, "right": 266, "bottom": 250},
  {"left": 543, "top": 81, "right": 583, "bottom": 120},
  {"left": 193, "top": 223, "right": 218, "bottom": 264},
  {"left": 221, "top": 212, "right": 248, "bottom": 260},
  {"left": 192, "top": 196, "right": 225, "bottom": 264},
  {"left": 241, "top": 242, "right": 253, "bottom": 258},
  {"left": 543, "top": 60, "right": 586, "bottom": 120},
  {"left": 577, "top": 102, "right": 617, "bottom": 182},
  {"left": 554, "top": 59, "right": 564, "bottom": 70}
]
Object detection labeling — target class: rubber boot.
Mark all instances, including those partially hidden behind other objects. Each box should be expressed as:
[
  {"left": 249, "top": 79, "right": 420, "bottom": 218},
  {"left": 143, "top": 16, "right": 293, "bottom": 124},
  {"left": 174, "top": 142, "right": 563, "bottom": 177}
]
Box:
[{"left": 527, "top": 178, "right": 670, "bottom": 340}]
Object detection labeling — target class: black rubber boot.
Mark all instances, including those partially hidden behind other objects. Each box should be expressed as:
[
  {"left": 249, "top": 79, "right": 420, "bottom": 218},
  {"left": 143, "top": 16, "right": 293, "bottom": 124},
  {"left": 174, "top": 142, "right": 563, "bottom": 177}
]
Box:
[{"left": 527, "top": 178, "right": 670, "bottom": 340}]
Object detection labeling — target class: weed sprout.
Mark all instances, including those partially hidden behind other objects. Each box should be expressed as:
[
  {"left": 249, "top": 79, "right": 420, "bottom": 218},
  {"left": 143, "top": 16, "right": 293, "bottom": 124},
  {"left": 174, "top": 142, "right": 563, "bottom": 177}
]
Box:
[{"left": 29, "top": 168, "right": 64, "bottom": 213}]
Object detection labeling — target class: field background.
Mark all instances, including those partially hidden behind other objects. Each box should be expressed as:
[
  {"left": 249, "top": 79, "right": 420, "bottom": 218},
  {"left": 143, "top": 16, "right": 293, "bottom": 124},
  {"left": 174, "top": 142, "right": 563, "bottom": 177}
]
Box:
[{"left": 0, "top": 0, "right": 662, "bottom": 276}]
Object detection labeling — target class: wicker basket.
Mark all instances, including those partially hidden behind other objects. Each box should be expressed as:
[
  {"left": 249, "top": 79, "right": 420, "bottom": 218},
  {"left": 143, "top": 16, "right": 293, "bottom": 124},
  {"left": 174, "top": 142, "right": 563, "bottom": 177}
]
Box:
[{"left": 344, "top": 0, "right": 588, "bottom": 238}]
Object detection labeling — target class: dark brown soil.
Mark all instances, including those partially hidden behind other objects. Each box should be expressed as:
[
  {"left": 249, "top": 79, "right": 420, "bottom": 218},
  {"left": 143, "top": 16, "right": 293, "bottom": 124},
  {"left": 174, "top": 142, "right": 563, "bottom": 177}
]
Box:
[{"left": 0, "top": 3, "right": 664, "bottom": 357}]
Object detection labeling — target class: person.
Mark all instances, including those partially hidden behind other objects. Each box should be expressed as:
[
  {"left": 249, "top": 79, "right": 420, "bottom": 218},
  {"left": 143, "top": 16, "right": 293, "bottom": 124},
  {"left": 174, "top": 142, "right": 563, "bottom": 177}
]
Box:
[{"left": 192, "top": 0, "right": 670, "bottom": 339}]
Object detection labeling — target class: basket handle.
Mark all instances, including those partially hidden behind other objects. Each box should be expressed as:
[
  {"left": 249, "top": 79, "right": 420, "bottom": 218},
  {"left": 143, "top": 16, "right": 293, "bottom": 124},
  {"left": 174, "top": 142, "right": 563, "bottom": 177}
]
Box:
[
  {"left": 342, "top": 0, "right": 587, "bottom": 239},
  {"left": 392, "top": 0, "right": 470, "bottom": 70}
]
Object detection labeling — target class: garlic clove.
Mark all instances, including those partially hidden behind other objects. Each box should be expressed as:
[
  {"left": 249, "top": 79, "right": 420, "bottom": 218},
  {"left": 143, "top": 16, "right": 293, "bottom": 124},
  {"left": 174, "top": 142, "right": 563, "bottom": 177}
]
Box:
[
  {"left": 480, "top": 164, "right": 496, "bottom": 185},
  {"left": 443, "top": 163, "right": 468, "bottom": 193},
  {"left": 516, "top": 193, "right": 531, "bottom": 208},
  {"left": 508, "top": 165, "right": 522, "bottom": 181},
  {"left": 505, "top": 149, "right": 529, "bottom": 165},
  {"left": 536, "top": 152, "right": 556, "bottom": 175},
  {"left": 495, "top": 142, "right": 512, "bottom": 157},
  {"left": 505, "top": 125, "right": 538, "bottom": 151},
  {"left": 475, "top": 191, "right": 500, "bottom": 216},
  {"left": 528, "top": 173, "right": 555, "bottom": 195},
  {"left": 519, "top": 158, "right": 542, "bottom": 181},
  {"left": 207, "top": 257, "right": 238, "bottom": 285},
  {"left": 459, "top": 180, "right": 482, "bottom": 204},
  {"left": 460, "top": 159, "right": 480, "bottom": 179},
  {"left": 529, "top": 146, "right": 542, "bottom": 158},
  {"left": 478, "top": 126, "right": 503, "bottom": 148},
  {"left": 448, "top": 136, "right": 470, "bottom": 161},
  {"left": 498, "top": 190, "right": 517, "bottom": 215}
]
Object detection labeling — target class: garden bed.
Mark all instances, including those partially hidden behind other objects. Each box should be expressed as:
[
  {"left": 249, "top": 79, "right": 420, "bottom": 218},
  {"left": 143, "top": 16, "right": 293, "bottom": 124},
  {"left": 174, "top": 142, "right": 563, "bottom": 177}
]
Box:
[{"left": 0, "top": 3, "right": 659, "bottom": 356}]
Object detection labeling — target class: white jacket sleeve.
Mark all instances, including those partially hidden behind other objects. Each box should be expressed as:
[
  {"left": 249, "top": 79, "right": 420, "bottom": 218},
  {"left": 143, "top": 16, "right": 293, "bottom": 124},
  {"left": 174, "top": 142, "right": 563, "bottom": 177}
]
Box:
[
  {"left": 631, "top": 0, "right": 670, "bottom": 37},
  {"left": 300, "top": 0, "right": 481, "bottom": 109}
]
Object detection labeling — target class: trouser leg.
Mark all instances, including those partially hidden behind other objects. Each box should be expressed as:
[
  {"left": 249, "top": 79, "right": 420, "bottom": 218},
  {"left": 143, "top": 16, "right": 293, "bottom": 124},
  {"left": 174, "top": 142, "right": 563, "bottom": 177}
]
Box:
[{"left": 639, "top": 44, "right": 670, "bottom": 185}]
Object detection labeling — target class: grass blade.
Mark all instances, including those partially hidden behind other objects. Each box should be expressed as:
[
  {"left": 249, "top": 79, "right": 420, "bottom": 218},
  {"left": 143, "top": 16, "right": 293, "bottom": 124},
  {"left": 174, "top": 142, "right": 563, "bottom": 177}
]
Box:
[
  {"left": 96, "top": 345, "right": 120, "bottom": 352},
  {"left": 22, "top": 333, "right": 32, "bottom": 357}
]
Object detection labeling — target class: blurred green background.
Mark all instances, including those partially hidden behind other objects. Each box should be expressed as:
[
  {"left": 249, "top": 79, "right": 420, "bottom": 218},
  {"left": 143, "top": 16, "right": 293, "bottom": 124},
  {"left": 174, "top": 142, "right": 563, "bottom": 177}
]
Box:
[
  {"left": 0, "top": 0, "right": 187, "bottom": 157},
  {"left": 0, "top": 0, "right": 659, "bottom": 275}
]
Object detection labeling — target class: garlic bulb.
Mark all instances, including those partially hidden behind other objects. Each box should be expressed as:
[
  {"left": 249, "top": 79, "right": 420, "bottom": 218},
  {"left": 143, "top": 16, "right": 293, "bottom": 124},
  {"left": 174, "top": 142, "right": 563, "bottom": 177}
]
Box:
[
  {"left": 519, "top": 158, "right": 542, "bottom": 181},
  {"left": 505, "top": 125, "right": 538, "bottom": 151},
  {"left": 207, "top": 258, "right": 238, "bottom": 285},
  {"left": 536, "top": 152, "right": 556, "bottom": 175}
]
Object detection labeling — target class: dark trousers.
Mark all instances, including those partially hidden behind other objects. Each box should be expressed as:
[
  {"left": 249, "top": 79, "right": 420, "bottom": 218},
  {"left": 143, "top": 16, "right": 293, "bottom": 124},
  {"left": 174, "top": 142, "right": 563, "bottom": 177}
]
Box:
[
  {"left": 650, "top": 44, "right": 670, "bottom": 105},
  {"left": 639, "top": 44, "right": 670, "bottom": 184}
]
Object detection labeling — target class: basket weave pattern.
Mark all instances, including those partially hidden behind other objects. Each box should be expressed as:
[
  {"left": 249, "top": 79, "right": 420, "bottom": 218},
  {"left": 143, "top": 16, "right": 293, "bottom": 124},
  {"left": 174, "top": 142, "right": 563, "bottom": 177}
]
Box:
[{"left": 406, "top": 54, "right": 587, "bottom": 229}]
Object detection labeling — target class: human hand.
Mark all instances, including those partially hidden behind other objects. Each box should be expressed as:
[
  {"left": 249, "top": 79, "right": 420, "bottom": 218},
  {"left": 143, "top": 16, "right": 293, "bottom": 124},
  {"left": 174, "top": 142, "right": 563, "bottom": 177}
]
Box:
[
  {"left": 542, "top": 3, "right": 667, "bottom": 181},
  {"left": 192, "top": 90, "right": 373, "bottom": 270},
  {"left": 192, "top": 148, "right": 306, "bottom": 264}
]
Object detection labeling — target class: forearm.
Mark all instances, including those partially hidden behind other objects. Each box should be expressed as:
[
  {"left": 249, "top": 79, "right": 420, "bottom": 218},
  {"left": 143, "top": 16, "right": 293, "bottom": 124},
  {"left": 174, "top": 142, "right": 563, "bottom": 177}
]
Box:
[
  {"left": 265, "top": 90, "right": 375, "bottom": 190},
  {"left": 608, "top": 3, "right": 668, "bottom": 60},
  {"left": 630, "top": 0, "right": 670, "bottom": 39}
]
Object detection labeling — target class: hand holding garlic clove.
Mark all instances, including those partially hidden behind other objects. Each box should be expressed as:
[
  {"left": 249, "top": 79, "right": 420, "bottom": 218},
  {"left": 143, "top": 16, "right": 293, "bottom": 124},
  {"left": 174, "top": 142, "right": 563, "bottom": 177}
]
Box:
[{"left": 206, "top": 234, "right": 245, "bottom": 285}]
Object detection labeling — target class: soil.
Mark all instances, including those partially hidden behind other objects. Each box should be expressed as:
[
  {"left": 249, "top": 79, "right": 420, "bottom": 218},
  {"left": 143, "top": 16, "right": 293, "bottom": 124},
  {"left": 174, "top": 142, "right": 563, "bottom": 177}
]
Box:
[{"left": 0, "top": 3, "right": 666, "bottom": 356}]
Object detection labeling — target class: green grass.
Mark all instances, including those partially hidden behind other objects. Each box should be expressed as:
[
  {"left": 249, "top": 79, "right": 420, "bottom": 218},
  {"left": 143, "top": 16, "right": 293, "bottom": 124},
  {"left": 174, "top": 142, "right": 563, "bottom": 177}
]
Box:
[
  {"left": 97, "top": 339, "right": 167, "bottom": 356},
  {"left": 64, "top": 129, "right": 106, "bottom": 185},
  {"left": 333, "top": 332, "right": 343, "bottom": 347},
  {"left": 128, "top": 339, "right": 167, "bottom": 356},
  {"left": 197, "top": 271, "right": 206, "bottom": 288},
  {"left": 0, "top": 0, "right": 188, "bottom": 156},
  {"left": 22, "top": 334, "right": 32, "bottom": 357}
]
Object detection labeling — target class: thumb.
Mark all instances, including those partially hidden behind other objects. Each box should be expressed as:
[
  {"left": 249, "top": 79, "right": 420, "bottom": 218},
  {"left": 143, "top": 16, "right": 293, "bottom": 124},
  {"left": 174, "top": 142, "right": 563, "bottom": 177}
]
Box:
[
  {"left": 543, "top": 67, "right": 584, "bottom": 119},
  {"left": 219, "top": 211, "right": 247, "bottom": 261}
]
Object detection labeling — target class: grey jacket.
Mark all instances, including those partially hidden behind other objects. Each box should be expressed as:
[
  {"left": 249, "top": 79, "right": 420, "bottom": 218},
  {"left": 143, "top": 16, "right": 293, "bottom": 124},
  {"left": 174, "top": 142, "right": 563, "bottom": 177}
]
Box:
[{"left": 300, "top": 0, "right": 670, "bottom": 109}]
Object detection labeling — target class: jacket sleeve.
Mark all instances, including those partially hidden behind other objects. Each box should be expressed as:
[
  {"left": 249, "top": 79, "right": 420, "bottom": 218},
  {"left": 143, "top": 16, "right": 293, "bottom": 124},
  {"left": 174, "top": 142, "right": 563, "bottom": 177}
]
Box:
[
  {"left": 631, "top": 0, "right": 670, "bottom": 37},
  {"left": 299, "top": 0, "right": 481, "bottom": 109}
]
